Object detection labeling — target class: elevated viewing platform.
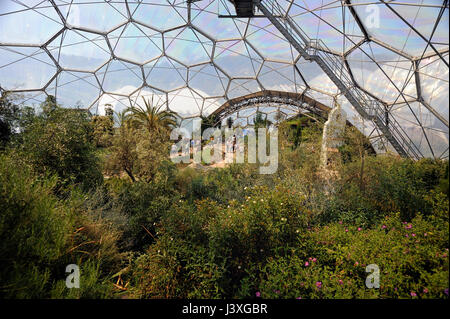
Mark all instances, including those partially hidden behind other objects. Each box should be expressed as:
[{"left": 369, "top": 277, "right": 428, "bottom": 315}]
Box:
[{"left": 229, "top": 0, "right": 256, "bottom": 17}]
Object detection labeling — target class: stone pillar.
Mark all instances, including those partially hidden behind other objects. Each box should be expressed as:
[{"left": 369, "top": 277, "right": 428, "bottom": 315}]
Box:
[{"left": 320, "top": 101, "right": 347, "bottom": 170}]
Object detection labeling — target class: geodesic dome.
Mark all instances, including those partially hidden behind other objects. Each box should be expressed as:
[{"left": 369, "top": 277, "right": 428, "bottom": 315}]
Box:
[{"left": 0, "top": 0, "right": 448, "bottom": 158}]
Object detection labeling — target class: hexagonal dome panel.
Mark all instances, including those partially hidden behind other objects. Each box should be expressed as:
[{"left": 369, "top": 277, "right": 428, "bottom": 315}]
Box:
[
  {"left": 48, "top": 29, "right": 110, "bottom": 71},
  {"left": 98, "top": 59, "right": 143, "bottom": 95},
  {"left": 0, "top": 46, "right": 56, "bottom": 90},
  {"left": 109, "top": 23, "right": 163, "bottom": 64},
  {"left": 60, "top": 0, "right": 128, "bottom": 33},
  {"left": 0, "top": 0, "right": 448, "bottom": 159},
  {"left": 0, "top": 1, "right": 63, "bottom": 45},
  {"left": 165, "top": 27, "right": 213, "bottom": 66},
  {"left": 144, "top": 56, "right": 187, "bottom": 92},
  {"left": 130, "top": 0, "right": 188, "bottom": 32}
]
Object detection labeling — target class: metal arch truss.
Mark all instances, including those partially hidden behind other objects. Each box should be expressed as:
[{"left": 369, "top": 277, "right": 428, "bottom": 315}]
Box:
[
  {"left": 0, "top": 0, "right": 448, "bottom": 160},
  {"left": 209, "top": 90, "right": 330, "bottom": 126}
]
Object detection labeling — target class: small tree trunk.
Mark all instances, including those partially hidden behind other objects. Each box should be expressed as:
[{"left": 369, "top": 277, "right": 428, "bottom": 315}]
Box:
[
  {"left": 124, "top": 167, "right": 136, "bottom": 182},
  {"left": 359, "top": 149, "right": 365, "bottom": 191}
]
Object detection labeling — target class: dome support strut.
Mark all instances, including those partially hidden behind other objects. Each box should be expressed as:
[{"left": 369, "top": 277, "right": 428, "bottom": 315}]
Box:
[{"left": 252, "top": 0, "right": 423, "bottom": 159}]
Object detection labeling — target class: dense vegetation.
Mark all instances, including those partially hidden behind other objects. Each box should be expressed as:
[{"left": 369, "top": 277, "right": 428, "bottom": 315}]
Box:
[{"left": 0, "top": 94, "right": 448, "bottom": 299}]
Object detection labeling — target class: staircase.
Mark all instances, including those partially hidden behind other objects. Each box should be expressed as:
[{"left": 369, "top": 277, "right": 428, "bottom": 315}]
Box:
[{"left": 254, "top": 0, "right": 422, "bottom": 159}]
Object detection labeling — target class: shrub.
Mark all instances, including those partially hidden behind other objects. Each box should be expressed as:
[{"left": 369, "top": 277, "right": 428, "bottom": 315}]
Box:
[
  {"left": 14, "top": 106, "right": 102, "bottom": 191},
  {"left": 257, "top": 212, "right": 449, "bottom": 299},
  {"left": 0, "top": 154, "right": 121, "bottom": 298}
]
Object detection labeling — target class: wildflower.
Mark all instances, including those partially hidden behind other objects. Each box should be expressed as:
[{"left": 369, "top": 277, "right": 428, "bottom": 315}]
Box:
[
  {"left": 424, "top": 233, "right": 427, "bottom": 236},
  {"left": 445, "top": 288, "right": 448, "bottom": 296},
  {"left": 412, "top": 233, "right": 416, "bottom": 237},
  {"left": 345, "top": 229, "right": 349, "bottom": 232},
  {"left": 296, "top": 297, "right": 302, "bottom": 299},
  {"left": 305, "top": 262, "right": 309, "bottom": 267},
  {"left": 423, "top": 288, "right": 428, "bottom": 293},
  {"left": 315, "top": 281, "right": 322, "bottom": 289},
  {"left": 274, "top": 290, "right": 280, "bottom": 294},
  {"left": 255, "top": 292, "right": 261, "bottom": 297},
  {"left": 406, "top": 224, "right": 412, "bottom": 229},
  {"left": 410, "top": 291, "right": 417, "bottom": 297},
  {"left": 354, "top": 262, "right": 359, "bottom": 266},
  {"left": 382, "top": 225, "right": 387, "bottom": 229},
  {"left": 312, "top": 258, "right": 317, "bottom": 263},
  {"left": 338, "top": 221, "right": 342, "bottom": 224},
  {"left": 308, "top": 257, "right": 312, "bottom": 261},
  {"left": 357, "top": 227, "right": 362, "bottom": 231},
  {"left": 338, "top": 280, "right": 343, "bottom": 285},
  {"left": 405, "top": 234, "right": 409, "bottom": 237}
]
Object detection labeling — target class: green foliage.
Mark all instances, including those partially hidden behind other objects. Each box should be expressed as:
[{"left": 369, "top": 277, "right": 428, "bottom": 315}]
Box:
[
  {"left": 106, "top": 107, "right": 174, "bottom": 183},
  {"left": 1, "top": 99, "right": 448, "bottom": 299},
  {"left": 14, "top": 103, "right": 102, "bottom": 191},
  {"left": 104, "top": 161, "right": 178, "bottom": 251},
  {"left": 258, "top": 211, "right": 448, "bottom": 299},
  {"left": 0, "top": 92, "right": 34, "bottom": 148},
  {"left": 91, "top": 114, "right": 114, "bottom": 148},
  {"left": 253, "top": 111, "right": 272, "bottom": 130},
  {"left": 0, "top": 154, "right": 121, "bottom": 298},
  {"left": 127, "top": 97, "right": 177, "bottom": 134},
  {"left": 320, "top": 157, "right": 449, "bottom": 225},
  {"left": 226, "top": 117, "right": 233, "bottom": 129}
]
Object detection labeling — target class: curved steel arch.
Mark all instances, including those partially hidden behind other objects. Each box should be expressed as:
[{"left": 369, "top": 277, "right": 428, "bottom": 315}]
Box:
[
  {"left": 208, "top": 89, "right": 378, "bottom": 154},
  {"left": 208, "top": 90, "right": 330, "bottom": 126}
]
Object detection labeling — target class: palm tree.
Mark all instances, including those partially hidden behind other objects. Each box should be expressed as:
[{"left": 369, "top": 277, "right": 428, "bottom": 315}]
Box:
[
  {"left": 127, "top": 96, "right": 177, "bottom": 133},
  {"left": 201, "top": 114, "right": 220, "bottom": 134}
]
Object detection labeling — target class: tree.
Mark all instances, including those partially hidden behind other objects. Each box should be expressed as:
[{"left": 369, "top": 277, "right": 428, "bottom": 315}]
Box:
[
  {"left": 105, "top": 104, "right": 114, "bottom": 119},
  {"left": 127, "top": 96, "right": 177, "bottom": 134},
  {"left": 17, "top": 102, "right": 102, "bottom": 191},
  {"left": 106, "top": 110, "right": 138, "bottom": 182},
  {"left": 201, "top": 114, "right": 220, "bottom": 134},
  {"left": 41, "top": 95, "right": 58, "bottom": 116},
  {"left": 91, "top": 105, "right": 114, "bottom": 148},
  {"left": 226, "top": 117, "right": 233, "bottom": 129},
  {"left": 253, "top": 111, "right": 272, "bottom": 130},
  {"left": 0, "top": 92, "right": 34, "bottom": 148},
  {"left": 106, "top": 109, "right": 173, "bottom": 183},
  {"left": 274, "top": 109, "right": 285, "bottom": 124}
]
